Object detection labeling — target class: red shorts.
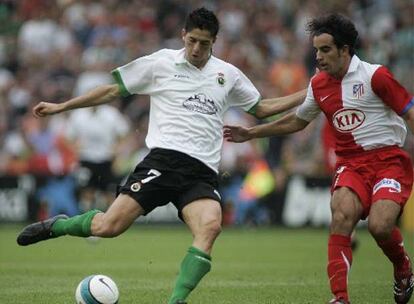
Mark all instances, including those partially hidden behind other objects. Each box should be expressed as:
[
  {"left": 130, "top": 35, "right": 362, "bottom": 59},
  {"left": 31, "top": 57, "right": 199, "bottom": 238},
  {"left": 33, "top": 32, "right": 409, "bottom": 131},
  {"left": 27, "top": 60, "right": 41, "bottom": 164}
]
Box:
[{"left": 332, "top": 146, "right": 413, "bottom": 219}]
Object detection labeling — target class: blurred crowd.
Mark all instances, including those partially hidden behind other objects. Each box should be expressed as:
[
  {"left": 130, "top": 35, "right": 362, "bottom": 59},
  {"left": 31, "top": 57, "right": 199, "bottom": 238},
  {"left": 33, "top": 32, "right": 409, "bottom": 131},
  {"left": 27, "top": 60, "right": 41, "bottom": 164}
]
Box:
[{"left": 0, "top": 0, "right": 412, "bottom": 224}]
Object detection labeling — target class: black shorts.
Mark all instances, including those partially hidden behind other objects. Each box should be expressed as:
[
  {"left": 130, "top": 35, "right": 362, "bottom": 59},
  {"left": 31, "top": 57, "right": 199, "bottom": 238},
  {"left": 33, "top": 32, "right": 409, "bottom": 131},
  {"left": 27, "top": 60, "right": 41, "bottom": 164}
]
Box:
[{"left": 117, "top": 148, "right": 222, "bottom": 217}]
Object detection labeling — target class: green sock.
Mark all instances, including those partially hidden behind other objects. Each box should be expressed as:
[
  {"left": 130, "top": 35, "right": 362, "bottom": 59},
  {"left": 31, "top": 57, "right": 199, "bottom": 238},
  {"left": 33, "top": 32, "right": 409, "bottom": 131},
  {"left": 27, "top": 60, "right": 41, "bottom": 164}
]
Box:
[
  {"left": 51, "top": 210, "right": 101, "bottom": 237},
  {"left": 168, "top": 246, "right": 212, "bottom": 304}
]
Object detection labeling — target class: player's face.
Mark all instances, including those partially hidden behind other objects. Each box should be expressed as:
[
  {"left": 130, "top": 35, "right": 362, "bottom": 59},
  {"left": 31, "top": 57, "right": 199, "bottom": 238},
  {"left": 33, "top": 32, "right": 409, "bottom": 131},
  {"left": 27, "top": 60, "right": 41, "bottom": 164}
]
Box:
[
  {"left": 182, "top": 28, "right": 215, "bottom": 69},
  {"left": 313, "top": 33, "right": 350, "bottom": 78}
]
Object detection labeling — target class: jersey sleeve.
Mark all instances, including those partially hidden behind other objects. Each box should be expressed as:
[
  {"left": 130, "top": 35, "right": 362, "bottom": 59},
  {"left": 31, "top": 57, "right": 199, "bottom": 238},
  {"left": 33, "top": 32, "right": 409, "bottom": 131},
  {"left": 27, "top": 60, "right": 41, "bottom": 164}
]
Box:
[
  {"left": 111, "top": 51, "right": 162, "bottom": 97},
  {"left": 295, "top": 83, "right": 321, "bottom": 122},
  {"left": 227, "top": 67, "right": 261, "bottom": 111},
  {"left": 371, "top": 66, "right": 414, "bottom": 116}
]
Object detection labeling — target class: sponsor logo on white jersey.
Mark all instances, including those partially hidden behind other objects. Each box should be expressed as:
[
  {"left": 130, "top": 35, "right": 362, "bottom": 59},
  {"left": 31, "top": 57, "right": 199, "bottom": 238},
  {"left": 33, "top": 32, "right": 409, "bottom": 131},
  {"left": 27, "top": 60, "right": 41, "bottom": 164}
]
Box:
[
  {"left": 183, "top": 93, "right": 218, "bottom": 115},
  {"left": 373, "top": 178, "right": 401, "bottom": 195},
  {"left": 332, "top": 108, "right": 365, "bottom": 133}
]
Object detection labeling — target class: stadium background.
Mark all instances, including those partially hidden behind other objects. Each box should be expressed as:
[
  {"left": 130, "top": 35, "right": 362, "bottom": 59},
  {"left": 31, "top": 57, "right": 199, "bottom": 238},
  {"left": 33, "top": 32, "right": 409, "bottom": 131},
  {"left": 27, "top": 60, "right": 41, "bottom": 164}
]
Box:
[
  {"left": 0, "top": 0, "right": 412, "bottom": 228},
  {"left": 0, "top": 1, "right": 414, "bottom": 303}
]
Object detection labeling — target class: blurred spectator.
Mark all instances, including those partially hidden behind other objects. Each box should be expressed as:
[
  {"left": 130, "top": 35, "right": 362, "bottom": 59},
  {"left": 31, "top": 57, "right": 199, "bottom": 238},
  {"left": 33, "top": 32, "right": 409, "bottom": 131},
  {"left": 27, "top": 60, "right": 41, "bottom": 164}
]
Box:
[
  {"left": 65, "top": 104, "right": 130, "bottom": 211},
  {"left": 0, "top": 0, "right": 412, "bottom": 225}
]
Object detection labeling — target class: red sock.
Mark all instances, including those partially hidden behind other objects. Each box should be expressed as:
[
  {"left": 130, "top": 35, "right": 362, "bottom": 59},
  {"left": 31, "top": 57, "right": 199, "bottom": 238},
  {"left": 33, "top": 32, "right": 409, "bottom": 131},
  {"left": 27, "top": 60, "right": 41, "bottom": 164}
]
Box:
[
  {"left": 328, "top": 234, "right": 352, "bottom": 301},
  {"left": 376, "top": 227, "right": 412, "bottom": 279}
]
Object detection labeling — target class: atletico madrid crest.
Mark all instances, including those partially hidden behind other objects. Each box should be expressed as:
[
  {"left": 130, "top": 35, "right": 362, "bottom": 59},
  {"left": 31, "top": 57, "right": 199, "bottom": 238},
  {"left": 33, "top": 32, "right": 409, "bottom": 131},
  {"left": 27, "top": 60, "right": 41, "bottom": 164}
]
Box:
[{"left": 352, "top": 83, "right": 364, "bottom": 99}]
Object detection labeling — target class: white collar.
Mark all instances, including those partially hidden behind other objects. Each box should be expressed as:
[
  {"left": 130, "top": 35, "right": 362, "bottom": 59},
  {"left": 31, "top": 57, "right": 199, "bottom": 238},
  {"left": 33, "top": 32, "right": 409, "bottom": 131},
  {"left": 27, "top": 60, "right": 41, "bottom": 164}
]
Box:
[
  {"left": 173, "top": 48, "right": 212, "bottom": 70},
  {"left": 347, "top": 55, "right": 361, "bottom": 74},
  {"left": 174, "top": 48, "right": 187, "bottom": 65}
]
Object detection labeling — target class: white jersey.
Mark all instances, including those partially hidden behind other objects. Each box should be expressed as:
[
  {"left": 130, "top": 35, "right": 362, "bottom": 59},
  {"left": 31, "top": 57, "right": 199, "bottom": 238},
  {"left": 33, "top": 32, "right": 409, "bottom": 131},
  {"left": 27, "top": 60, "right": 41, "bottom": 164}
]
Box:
[
  {"left": 296, "top": 55, "right": 413, "bottom": 157},
  {"left": 112, "top": 48, "right": 260, "bottom": 172}
]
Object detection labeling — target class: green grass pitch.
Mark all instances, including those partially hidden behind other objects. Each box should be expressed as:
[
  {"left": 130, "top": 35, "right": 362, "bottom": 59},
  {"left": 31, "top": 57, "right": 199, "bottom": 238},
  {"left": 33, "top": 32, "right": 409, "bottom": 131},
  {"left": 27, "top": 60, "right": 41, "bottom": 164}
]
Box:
[{"left": 0, "top": 224, "right": 413, "bottom": 303}]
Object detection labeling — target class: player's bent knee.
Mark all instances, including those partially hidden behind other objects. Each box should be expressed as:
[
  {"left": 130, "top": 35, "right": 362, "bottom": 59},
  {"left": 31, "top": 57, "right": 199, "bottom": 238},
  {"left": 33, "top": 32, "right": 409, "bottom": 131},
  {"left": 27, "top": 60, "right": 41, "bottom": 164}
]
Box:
[
  {"left": 368, "top": 220, "right": 393, "bottom": 240},
  {"left": 205, "top": 219, "right": 222, "bottom": 234},
  {"left": 200, "top": 219, "right": 222, "bottom": 240},
  {"left": 331, "top": 210, "right": 353, "bottom": 226},
  {"left": 330, "top": 210, "right": 356, "bottom": 234},
  {"left": 331, "top": 210, "right": 346, "bottom": 223},
  {"left": 210, "top": 221, "right": 222, "bottom": 237}
]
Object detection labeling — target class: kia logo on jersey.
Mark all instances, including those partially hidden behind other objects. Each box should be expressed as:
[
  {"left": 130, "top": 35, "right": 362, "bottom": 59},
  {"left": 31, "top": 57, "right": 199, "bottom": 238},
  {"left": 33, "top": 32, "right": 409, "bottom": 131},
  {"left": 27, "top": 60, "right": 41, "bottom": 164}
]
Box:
[{"left": 332, "top": 108, "right": 365, "bottom": 132}]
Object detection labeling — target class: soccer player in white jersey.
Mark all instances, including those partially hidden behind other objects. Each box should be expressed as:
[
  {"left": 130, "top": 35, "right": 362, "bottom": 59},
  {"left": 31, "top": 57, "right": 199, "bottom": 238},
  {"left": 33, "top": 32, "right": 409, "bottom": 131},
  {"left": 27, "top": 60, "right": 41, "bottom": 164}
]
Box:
[
  {"left": 224, "top": 13, "right": 414, "bottom": 304},
  {"left": 16, "top": 8, "right": 306, "bottom": 304}
]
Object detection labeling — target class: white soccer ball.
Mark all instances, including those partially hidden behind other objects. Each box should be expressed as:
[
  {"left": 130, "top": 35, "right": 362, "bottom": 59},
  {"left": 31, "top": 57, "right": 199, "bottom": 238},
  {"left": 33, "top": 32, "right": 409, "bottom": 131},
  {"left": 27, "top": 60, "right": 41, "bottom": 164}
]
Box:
[{"left": 75, "top": 274, "right": 119, "bottom": 304}]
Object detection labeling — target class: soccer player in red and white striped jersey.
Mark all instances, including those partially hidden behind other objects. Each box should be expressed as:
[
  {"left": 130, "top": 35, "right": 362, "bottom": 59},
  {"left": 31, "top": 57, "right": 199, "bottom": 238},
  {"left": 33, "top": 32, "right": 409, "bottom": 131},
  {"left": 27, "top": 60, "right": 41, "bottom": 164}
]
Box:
[{"left": 224, "top": 13, "right": 414, "bottom": 304}]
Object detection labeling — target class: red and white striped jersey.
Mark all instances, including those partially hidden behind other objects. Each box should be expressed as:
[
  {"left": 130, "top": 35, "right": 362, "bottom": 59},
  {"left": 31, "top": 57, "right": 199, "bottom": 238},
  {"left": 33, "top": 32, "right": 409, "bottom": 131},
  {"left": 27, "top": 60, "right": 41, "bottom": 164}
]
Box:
[{"left": 296, "top": 55, "right": 413, "bottom": 157}]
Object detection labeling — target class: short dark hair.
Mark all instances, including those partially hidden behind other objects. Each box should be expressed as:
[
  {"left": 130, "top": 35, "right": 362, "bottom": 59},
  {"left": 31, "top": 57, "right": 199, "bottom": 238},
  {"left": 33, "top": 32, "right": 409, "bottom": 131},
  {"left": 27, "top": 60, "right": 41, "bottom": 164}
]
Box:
[
  {"left": 306, "top": 13, "right": 358, "bottom": 56},
  {"left": 184, "top": 7, "right": 219, "bottom": 38}
]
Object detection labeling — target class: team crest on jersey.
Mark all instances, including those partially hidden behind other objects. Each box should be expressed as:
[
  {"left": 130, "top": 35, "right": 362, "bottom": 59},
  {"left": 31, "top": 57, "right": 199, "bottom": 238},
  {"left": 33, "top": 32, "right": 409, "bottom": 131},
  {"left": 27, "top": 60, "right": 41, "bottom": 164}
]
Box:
[
  {"left": 332, "top": 108, "right": 365, "bottom": 133},
  {"left": 183, "top": 93, "right": 218, "bottom": 115},
  {"left": 216, "top": 72, "right": 225, "bottom": 86},
  {"left": 130, "top": 182, "right": 141, "bottom": 192},
  {"left": 352, "top": 83, "right": 364, "bottom": 99}
]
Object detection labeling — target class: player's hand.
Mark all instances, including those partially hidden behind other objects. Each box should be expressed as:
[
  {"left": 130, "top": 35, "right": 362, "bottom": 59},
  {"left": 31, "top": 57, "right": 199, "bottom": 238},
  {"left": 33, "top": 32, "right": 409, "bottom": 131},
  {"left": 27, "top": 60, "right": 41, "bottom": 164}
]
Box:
[
  {"left": 32, "top": 102, "right": 63, "bottom": 118},
  {"left": 223, "top": 125, "right": 251, "bottom": 143}
]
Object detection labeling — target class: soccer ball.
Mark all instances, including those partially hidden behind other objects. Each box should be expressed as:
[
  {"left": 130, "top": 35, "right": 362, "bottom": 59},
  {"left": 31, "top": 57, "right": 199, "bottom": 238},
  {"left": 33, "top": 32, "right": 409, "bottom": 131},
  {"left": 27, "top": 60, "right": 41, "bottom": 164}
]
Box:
[{"left": 75, "top": 274, "right": 119, "bottom": 304}]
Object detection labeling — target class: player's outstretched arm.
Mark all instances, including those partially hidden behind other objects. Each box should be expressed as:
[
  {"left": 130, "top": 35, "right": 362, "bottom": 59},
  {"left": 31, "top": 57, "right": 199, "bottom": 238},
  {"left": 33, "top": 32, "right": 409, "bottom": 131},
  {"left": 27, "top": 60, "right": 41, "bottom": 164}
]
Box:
[
  {"left": 33, "top": 84, "right": 120, "bottom": 118},
  {"left": 224, "top": 112, "right": 309, "bottom": 143},
  {"left": 403, "top": 106, "right": 414, "bottom": 134},
  {"left": 253, "top": 89, "right": 307, "bottom": 119}
]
